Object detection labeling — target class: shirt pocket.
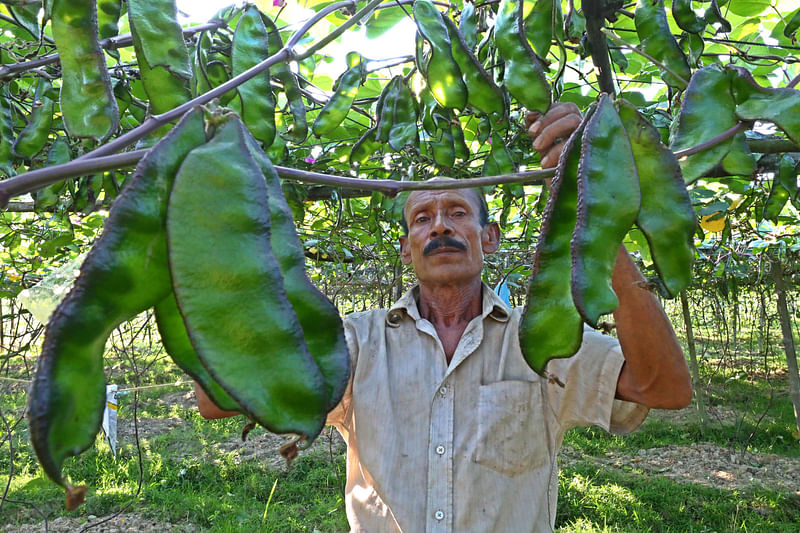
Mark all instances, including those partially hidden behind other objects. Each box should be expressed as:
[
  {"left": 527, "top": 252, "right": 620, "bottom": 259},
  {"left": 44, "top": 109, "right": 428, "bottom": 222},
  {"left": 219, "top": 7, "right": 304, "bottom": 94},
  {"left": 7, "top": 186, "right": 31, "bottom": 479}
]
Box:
[{"left": 471, "top": 380, "right": 549, "bottom": 476}]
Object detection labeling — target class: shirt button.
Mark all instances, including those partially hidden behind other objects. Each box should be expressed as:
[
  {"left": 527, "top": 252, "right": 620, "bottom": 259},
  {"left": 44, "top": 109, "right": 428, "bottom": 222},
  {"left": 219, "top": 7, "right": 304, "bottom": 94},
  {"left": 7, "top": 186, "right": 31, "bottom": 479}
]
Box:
[
  {"left": 439, "top": 386, "right": 448, "bottom": 396},
  {"left": 435, "top": 445, "right": 445, "bottom": 455},
  {"left": 434, "top": 510, "right": 444, "bottom": 521}
]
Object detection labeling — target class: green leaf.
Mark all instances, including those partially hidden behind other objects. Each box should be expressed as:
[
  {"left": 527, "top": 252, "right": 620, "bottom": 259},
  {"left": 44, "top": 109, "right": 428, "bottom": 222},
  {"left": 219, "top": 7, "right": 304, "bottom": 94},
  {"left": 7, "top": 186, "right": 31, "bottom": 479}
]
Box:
[{"left": 365, "top": 6, "right": 406, "bottom": 39}]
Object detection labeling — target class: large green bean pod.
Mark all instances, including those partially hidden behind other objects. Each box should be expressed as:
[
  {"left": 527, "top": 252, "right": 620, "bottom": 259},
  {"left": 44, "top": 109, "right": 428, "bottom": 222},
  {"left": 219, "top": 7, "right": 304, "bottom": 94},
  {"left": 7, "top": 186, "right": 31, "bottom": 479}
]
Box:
[
  {"left": 166, "top": 118, "right": 326, "bottom": 438},
  {"left": 154, "top": 294, "right": 242, "bottom": 413},
  {"left": 28, "top": 109, "right": 207, "bottom": 501},
  {"left": 313, "top": 52, "right": 365, "bottom": 137},
  {"left": 459, "top": 0, "right": 479, "bottom": 50},
  {"left": 232, "top": 5, "right": 277, "bottom": 148},
  {"left": 762, "top": 175, "right": 790, "bottom": 223},
  {"left": 441, "top": 15, "right": 505, "bottom": 117},
  {"left": 482, "top": 133, "right": 515, "bottom": 176},
  {"left": 634, "top": 0, "right": 691, "bottom": 89},
  {"left": 523, "top": 0, "right": 561, "bottom": 60},
  {"left": 729, "top": 66, "right": 800, "bottom": 146},
  {"left": 35, "top": 136, "right": 71, "bottom": 209},
  {"left": 413, "top": 0, "right": 468, "bottom": 110},
  {"left": 671, "top": 65, "right": 754, "bottom": 183},
  {"left": 50, "top": 0, "right": 118, "bottom": 140},
  {"left": 571, "top": 95, "right": 641, "bottom": 328},
  {"left": 97, "top": 0, "right": 122, "bottom": 40},
  {"left": 389, "top": 78, "right": 419, "bottom": 151},
  {"left": 617, "top": 100, "right": 695, "bottom": 299},
  {"left": 704, "top": 0, "right": 731, "bottom": 33},
  {"left": 13, "top": 78, "right": 55, "bottom": 159},
  {"left": 430, "top": 124, "right": 456, "bottom": 167},
  {"left": 0, "top": 87, "right": 15, "bottom": 177},
  {"left": 494, "top": 0, "right": 551, "bottom": 113},
  {"left": 672, "top": 0, "right": 706, "bottom": 34},
  {"left": 240, "top": 122, "right": 350, "bottom": 411},
  {"left": 192, "top": 31, "right": 213, "bottom": 97},
  {"left": 350, "top": 126, "right": 382, "bottom": 167},
  {"left": 376, "top": 76, "right": 401, "bottom": 143},
  {"left": 263, "top": 14, "right": 308, "bottom": 143},
  {"left": 778, "top": 155, "right": 800, "bottom": 210},
  {"left": 128, "top": 0, "right": 192, "bottom": 115},
  {"left": 785, "top": 8, "right": 800, "bottom": 38},
  {"left": 519, "top": 108, "right": 593, "bottom": 375},
  {"left": 452, "top": 118, "right": 470, "bottom": 160}
]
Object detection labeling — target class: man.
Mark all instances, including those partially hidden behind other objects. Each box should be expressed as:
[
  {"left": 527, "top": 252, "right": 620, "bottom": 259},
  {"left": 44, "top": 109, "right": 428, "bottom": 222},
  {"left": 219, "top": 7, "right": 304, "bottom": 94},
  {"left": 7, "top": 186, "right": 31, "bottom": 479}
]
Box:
[{"left": 196, "top": 103, "right": 692, "bottom": 532}]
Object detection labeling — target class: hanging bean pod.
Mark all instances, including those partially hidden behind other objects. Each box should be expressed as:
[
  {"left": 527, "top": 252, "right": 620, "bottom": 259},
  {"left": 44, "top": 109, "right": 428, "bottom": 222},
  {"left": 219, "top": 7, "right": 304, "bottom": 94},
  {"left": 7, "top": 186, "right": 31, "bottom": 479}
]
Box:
[
  {"left": 232, "top": 5, "right": 277, "bottom": 147},
  {"left": 13, "top": 78, "right": 55, "bottom": 159},
  {"left": 519, "top": 107, "right": 594, "bottom": 375},
  {"left": 50, "top": 0, "right": 118, "bottom": 139},
  {"left": 571, "top": 95, "right": 641, "bottom": 327},
  {"left": 28, "top": 109, "right": 207, "bottom": 506},
  {"left": 413, "top": 0, "right": 468, "bottom": 109},
  {"left": 617, "top": 100, "right": 695, "bottom": 299},
  {"left": 166, "top": 117, "right": 326, "bottom": 438}
]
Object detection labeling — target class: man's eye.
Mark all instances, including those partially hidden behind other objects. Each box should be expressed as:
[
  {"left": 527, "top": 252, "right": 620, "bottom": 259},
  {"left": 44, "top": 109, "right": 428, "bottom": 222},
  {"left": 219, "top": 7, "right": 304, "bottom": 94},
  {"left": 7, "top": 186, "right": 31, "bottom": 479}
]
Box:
[
  {"left": 453, "top": 211, "right": 466, "bottom": 217},
  {"left": 415, "top": 216, "right": 429, "bottom": 223}
]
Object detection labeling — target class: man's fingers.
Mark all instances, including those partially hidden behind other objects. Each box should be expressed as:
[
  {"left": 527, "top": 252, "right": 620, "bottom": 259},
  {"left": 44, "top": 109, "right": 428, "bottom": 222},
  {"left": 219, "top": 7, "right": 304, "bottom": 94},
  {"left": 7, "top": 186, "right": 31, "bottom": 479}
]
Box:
[
  {"left": 531, "top": 113, "right": 581, "bottom": 151},
  {"left": 525, "top": 111, "right": 541, "bottom": 129},
  {"left": 541, "top": 148, "right": 562, "bottom": 169}
]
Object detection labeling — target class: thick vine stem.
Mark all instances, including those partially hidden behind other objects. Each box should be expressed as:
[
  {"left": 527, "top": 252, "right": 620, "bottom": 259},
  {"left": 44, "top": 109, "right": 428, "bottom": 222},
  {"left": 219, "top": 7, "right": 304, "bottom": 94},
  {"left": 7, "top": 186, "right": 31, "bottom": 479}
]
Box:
[{"left": 584, "top": 1, "right": 617, "bottom": 96}]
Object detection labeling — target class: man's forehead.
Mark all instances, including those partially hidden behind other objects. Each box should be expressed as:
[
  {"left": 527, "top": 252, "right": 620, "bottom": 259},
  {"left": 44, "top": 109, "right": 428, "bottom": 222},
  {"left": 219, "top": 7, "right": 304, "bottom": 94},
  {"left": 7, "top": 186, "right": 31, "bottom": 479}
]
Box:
[{"left": 405, "top": 188, "right": 480, "bottom": 213}]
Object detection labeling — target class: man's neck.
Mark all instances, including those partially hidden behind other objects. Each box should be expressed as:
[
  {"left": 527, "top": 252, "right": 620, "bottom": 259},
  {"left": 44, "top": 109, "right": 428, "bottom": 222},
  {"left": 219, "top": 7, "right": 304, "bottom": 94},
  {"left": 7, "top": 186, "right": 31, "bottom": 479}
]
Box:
[{"left": 417, "top": 279, "right": 483, "bottom": 361}]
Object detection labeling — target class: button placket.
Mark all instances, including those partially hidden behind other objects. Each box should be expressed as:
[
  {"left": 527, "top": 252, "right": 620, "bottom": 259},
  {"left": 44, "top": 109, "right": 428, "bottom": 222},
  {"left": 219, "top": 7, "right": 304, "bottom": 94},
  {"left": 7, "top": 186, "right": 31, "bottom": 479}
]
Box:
[{"left": 426, "top": 379, "right": 453, "bottom": 533}]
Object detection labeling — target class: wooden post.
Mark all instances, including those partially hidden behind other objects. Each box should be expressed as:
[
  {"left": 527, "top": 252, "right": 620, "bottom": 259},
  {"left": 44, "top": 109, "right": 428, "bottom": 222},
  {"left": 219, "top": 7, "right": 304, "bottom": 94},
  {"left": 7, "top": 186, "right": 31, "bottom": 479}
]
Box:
[{"left": 771, "top": 257, "right": 800, "bottom": 443}]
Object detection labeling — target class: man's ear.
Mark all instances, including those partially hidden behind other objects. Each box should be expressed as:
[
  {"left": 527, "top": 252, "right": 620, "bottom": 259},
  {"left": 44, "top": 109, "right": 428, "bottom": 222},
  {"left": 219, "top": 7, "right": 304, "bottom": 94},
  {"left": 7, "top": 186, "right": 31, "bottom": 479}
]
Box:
[
  {"left": 481, "top": 222, "right": 501, "bottom": 254},
  {"left": 399, "top": 235, "right": 413, "bottom": 265}
]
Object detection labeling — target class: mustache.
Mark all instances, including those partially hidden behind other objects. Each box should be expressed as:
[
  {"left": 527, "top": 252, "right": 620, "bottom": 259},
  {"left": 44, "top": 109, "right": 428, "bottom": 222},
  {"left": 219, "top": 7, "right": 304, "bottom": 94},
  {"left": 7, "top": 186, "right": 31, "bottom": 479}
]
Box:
[{"left": 423, "top": 237, "right": 467, "bottom": 256}]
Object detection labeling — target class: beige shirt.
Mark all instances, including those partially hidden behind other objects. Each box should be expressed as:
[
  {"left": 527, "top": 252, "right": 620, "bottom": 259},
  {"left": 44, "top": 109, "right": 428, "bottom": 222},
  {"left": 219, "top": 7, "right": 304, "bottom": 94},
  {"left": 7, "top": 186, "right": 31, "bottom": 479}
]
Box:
[{"left": 327, "top": 284, "right": 649, "bottom": 533}]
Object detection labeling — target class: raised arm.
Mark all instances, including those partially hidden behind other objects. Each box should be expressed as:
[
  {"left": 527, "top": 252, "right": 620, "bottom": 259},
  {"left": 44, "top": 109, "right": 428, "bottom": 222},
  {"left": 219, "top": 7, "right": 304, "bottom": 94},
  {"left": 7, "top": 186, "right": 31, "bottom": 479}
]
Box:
[{"left": 612, "top": 248, "right": 691, "bottom": 408}]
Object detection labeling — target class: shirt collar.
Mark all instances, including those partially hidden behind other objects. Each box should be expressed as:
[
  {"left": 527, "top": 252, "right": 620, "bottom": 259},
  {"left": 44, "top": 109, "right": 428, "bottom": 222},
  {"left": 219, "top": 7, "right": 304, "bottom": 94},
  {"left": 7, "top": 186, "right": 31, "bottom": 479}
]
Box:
[{"left": 385, "top": 283, "right": 510, "bottom": 327}]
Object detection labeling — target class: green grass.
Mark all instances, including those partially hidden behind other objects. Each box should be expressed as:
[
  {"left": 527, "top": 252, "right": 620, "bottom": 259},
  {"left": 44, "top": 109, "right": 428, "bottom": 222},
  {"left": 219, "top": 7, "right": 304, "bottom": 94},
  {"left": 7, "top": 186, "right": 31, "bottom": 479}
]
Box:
[{"left": 556, "top": 462, "right": 800, "bottom": 532}]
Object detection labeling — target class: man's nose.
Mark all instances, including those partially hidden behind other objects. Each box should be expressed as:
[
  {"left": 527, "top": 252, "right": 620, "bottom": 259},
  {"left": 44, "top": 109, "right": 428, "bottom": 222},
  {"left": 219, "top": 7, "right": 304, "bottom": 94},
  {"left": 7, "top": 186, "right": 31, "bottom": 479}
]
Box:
[{"left": 430, "top": 212, "right": 453, "bottom": 236}]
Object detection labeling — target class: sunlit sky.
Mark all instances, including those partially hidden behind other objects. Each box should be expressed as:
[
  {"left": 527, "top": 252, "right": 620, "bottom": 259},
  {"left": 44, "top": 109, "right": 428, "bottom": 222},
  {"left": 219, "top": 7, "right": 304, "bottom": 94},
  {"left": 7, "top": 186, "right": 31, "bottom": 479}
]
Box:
[{"left": 176, "top": 0, "right": 417, "bottom": 75}]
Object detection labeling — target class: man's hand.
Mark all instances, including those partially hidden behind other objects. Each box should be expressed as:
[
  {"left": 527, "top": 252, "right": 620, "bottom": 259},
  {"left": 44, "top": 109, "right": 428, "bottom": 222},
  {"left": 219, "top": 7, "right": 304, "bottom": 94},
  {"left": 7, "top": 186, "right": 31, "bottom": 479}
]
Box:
[{"left": 526, "top": 102, "right": 582, "bottom": 169}]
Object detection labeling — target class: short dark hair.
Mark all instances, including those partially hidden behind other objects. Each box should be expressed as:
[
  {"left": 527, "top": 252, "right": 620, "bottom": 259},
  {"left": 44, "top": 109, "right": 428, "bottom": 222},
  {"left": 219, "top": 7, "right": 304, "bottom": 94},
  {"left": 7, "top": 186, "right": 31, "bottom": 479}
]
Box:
[{"left": 400, "top": 185, "right": 490, "bottom": 235}]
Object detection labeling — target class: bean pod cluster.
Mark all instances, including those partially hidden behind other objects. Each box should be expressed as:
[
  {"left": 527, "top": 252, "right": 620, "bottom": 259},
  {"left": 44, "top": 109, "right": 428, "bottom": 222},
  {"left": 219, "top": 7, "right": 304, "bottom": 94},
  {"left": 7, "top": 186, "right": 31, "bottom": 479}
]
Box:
[
  {"left": 519, "top": 94, "right": 696, "bottom": 375},
  {"left": 28, "top": 109, "right": 349, "bottom": 509}
]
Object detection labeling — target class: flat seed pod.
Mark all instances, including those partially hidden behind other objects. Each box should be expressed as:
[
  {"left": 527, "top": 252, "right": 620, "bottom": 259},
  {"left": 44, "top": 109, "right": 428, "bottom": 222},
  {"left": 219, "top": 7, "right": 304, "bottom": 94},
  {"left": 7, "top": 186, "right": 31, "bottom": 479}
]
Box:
[
  {"left": 128, "top": 0, "right": 192, "bottom": 116},
  {"left": 313, "top": 53, "right": 365, "bottom": 137},
  {"left": 375, "top": 76, "right": 401, "bottom": 143},
  {"left": 166, "top": 117, "right": 326, "bottom": 438},
  {"left": 519, "top": 107, "right": 594, "bottom": 375},
  {"left": 13, "top": 78, "right": 55, "bottom": 159},
  {"left": 634, "top": 0, "right": 691, "bottom": 89},
  {"left": 35, "top": 136, "right": 71, "bottom": 209},
  {"left": 441, "top": 15, "right": 505, "bottom": 117},
  {"left": 240, "top": 122, "right": 350, "bottom": 411},
  {"left": 571, "top": 95, "right": 641, "bottom": 327},
  {"left": 350, "top": 126, "right": 381, "bottom": 167},
  {"left": 388, "top": 78, "right": 419, "bottom": 151},
  {"left": 0, "top": 86, "right": 16, "bottom": 177},
  {"left": 494, "top": 0, "right": 551, "bottom": 113},
  {"left": 263, "top": 14, "right": 308, "bottom": 143},
  {"left": 51, "top": 0, "right": 119, "bottom": 139},
  {"left": 28, "top": 109, "right": 207, "bottom": 496},
  {"left": 617, "top": 100, "right": 695, "bottom": 299},
  {"left": 154, "top": 294, "right": 242, "bottom": 413},
  {"left": 232, "top": 5, "right": 277, "bottom": 147},
  {"left": 672, "top": 0, "right": 706, "bottom": 34},
  {"left": 413, "top": 0, "right": 468, "bottom": 109}
]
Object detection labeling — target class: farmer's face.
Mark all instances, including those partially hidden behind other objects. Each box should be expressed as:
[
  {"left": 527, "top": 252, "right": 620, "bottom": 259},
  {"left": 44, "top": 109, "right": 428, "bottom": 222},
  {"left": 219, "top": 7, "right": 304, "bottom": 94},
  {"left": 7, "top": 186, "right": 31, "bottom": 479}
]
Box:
[{"left": 400, "top": 189, "right": 499, "bottom": 286}]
